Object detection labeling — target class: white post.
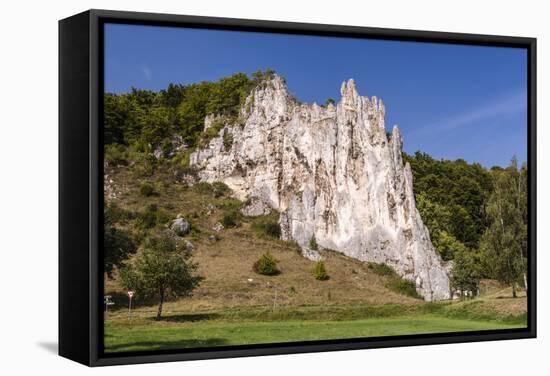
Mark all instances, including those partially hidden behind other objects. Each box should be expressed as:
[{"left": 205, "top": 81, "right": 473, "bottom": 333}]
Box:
[{"left": 127, "top": 291, "right": 134, "bottom": 319}]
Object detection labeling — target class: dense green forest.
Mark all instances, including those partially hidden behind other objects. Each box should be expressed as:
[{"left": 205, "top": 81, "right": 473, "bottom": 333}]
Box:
[
  {"left": 103, "top": 71, "right": 528, "bottom": 298},
  {"left": 104, "top": 70, "right": 274, "bottom": 153},
  {"left": 405, "top": 153, "right": 528, "bottom": 296}
]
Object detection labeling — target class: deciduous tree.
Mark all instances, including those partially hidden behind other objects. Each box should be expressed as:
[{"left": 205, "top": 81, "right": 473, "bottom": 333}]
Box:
[
  {"left": 120, "top": 232, "right": 203, "bottom": 320},
  {"left": 480, "top": 158, "right": 527, "bottom": 297}
]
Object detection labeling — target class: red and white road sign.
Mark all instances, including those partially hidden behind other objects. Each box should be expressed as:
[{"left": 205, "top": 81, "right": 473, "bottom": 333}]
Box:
[{"left": 127, "top": 291, "right": 135, "bottom": 299}]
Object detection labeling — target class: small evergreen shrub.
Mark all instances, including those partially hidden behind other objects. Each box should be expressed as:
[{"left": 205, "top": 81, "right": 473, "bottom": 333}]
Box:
[
  {"left": 221, "top": 210, "right": 240, "bottom": 228},
  {"left": 259, "top": 222, "right": 281, "bottom": 238},
  {"left": 252, "top": 68, "right": 276, "bottom": 89},
  {"left": 367, "top": 263, "right": 421, "bottom": 299},
  {"left": 104, "top": 144, "right": 129, "bottom": 166},
  {"left": 388, "top": 279, "right": 421, "bottom": 299},
  {"left": 193, "top": 181, "right": 231, "bottom": 198},
  {"left": 139, "top": 182, "right": 155, "bottom": 197},
  {"left": 216, "top": 197, "right": 243, "bottom": 211},
  {"left": 131, "top": 152, "right": 156, "bottom": 177},
  {"left": 212, "top": 181, "right": 231, "bottom": 198},
  {"left": 309, "top": 235, "right": 318, "bottom": 250},
  {"left": 251, "top": 215, "right": 281, "bottom": 239},
  {"left": 222, "top": 130, "right": 233, "bottom": 151},
  {"left": 172, "top": 154, "right": 198, "bottom": 179},
  {"left": 193, "top": 182, "right": 214, "bottom": 195},
  {"left": 104, "top": 202, "right": 134, "bottom": 225},
  {"left": 199, "top": 118, "right": 225, "bottom": 147},
  {"left": 175, "top": 148, "right": 194, "bottom": 168},
  {"left": 367, "top": 262, "right": 395, "bottom": 276},
  {"left": 156, "top": 210, "right": 169, "bottom": 225},
  {"left": 136, "top": 204, "right": 168, "bottom": 230},
  {"left": 253, "top": 252, "right": 280, "bottom": 276},
  {"left": 136, "top": 207, "right": 157, "bottom": 230},
  {"left": 312, "top": 261, "right": 329, "bottom": 281}
]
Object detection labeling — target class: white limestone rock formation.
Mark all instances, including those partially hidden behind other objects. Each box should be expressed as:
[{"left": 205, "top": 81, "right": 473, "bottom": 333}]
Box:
[
  {"left": 241, "top": 196, "right": 272, "bottom": 217},
  {"left": 190, "top": 75, "right": 450, "bottom": 301}
]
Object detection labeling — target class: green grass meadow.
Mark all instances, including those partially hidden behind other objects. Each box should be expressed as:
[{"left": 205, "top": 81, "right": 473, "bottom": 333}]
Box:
[{"left": 104, "top": 302, "right": 526, "bottom": 353}]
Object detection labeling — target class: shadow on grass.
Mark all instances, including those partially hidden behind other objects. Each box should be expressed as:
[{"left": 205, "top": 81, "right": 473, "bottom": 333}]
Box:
[
  {"left": 105, "top": 337, "right": 228, "bottom": 352},
  {"left": 153, "top": 312, "right": 221, "bottom": 323},
  {"left": 495, "top": 296, "right": 523, "bottom": 300}
]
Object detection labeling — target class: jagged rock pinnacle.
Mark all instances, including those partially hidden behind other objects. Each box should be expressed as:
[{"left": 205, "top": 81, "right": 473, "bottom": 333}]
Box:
[
  {"left": 340, "top": 78, "right": 358, "bottom": 96},
  {"left": 190, "top": 78, "right": 451, "bottom": 301}
]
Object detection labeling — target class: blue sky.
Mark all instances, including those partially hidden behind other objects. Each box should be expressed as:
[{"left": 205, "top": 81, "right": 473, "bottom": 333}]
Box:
[{"left": 105, "top": 23, "right": 527, "bottom": 168}]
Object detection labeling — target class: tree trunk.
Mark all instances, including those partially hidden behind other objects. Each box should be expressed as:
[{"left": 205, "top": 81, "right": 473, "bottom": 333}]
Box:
[
  {"left": 523, "top": 273, "right": 528, "bottom": 292},
  {"left": 512, "top": 282, "right": 517, "bottom": 298},
  {"left": 156, "top": 292, "right": 164, "bottom": 320}
]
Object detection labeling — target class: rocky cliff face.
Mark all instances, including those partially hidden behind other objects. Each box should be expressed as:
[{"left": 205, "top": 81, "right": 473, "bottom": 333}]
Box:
[{"left": 190, "top": 75, "right": 450, "bottom": 301}]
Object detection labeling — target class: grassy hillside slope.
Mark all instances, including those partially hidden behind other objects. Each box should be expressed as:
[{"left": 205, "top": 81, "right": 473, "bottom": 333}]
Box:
[
  {"left": 105, "top": 163, "right": 425, "bottom": 309},
  {"left": 103, "top": 164, "right": 526, "bottom": 353}
]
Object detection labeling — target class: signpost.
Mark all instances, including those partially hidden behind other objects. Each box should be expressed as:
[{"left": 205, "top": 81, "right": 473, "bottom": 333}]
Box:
[
  {"left": 104, "top": 295, "right": 115, "bottom": 318},
  {"left": 127, "top": 290, "right": 135, "bottom": 319}
]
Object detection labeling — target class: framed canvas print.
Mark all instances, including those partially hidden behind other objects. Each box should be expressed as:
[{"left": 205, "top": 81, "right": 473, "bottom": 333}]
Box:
[{"left": 59, "top": 9, "right": 537, "bottom": 366}]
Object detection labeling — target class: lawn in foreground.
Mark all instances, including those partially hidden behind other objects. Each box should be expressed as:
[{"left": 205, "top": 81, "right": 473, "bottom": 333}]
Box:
[{"left": 104, "top": 314, "right": 525, "bottom": 353}]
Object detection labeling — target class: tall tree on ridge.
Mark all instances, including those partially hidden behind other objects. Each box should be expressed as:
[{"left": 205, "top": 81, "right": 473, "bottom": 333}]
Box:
[{"left": 480, "top": 157, "right": 527, "bottom": 297}]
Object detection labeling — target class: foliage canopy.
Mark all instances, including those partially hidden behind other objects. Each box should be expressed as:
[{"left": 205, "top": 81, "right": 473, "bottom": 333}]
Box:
[
  {"left": 119, "top": 232, "right": 203, "bottom": 319},
  {"left": 253, "top": 252, "right": 280, "bottom": 276}
]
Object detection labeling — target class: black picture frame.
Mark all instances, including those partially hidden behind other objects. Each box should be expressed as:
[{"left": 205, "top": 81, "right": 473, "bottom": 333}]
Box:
[{"left": 59, "top": 9, "right": 537, "bottom": 367}]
